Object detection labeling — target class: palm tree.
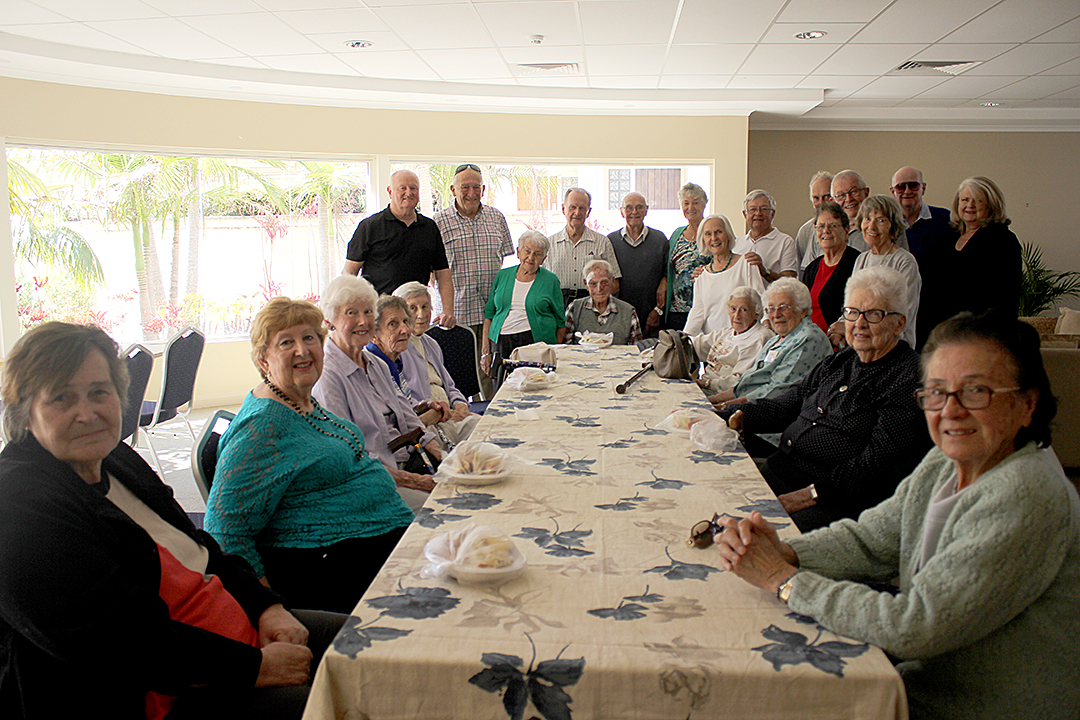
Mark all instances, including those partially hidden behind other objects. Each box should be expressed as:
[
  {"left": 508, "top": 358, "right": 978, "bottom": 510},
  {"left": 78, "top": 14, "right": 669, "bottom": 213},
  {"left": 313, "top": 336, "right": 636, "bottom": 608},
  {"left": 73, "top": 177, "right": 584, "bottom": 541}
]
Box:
[{"left": 291, "top": 160, "right": 367, "bottom": 293}]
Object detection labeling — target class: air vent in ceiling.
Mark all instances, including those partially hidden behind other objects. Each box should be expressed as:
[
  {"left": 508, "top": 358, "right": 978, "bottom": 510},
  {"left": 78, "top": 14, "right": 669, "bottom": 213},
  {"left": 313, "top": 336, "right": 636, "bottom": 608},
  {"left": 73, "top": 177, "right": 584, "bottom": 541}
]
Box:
[
  {"left": 890, "top": 60, "right": 981, "bottom": 76},
  {"left": 512, "top": 62, "right": 580, "bottom": 77}
]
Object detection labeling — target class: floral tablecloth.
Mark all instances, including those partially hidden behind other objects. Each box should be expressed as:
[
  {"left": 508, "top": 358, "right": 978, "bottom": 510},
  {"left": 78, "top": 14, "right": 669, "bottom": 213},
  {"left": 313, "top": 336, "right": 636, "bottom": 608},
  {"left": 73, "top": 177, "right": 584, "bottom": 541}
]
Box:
[{"left": 303, "top": 346, "right": 907, "bottom": 720}]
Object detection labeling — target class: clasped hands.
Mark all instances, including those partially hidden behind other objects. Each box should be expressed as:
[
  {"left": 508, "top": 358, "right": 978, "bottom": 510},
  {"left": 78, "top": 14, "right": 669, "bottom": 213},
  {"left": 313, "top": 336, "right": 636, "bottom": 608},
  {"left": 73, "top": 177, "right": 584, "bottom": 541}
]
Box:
[
  {"left": 255, "top": 604, "right": 312, "bottom": 687},
  {"left": 713, "top": 511, "right": 799, "bottom": 596}
]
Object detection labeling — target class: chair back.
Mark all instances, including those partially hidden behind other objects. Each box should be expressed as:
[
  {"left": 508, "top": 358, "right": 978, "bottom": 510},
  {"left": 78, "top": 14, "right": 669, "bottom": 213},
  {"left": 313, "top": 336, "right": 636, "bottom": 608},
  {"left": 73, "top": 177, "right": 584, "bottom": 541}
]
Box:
[
  {"left": 147, "top": 326, "right": 205, "bottom": 426},
  {"left": 191, "top": 409, "right": 235, "bottom": 502},
  {"left": 425, "top": 325, "right": 482, "bottom": 399},
  {"left": 121, "top": 344, "right": 154, "bottom": 443}
]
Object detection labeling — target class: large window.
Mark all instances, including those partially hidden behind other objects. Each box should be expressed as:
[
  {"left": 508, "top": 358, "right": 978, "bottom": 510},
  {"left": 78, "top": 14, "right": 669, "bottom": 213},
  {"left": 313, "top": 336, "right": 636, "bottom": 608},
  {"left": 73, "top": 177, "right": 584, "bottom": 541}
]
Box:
[{"left": 7, "top": 148, "right": 371, "bottom": 344}]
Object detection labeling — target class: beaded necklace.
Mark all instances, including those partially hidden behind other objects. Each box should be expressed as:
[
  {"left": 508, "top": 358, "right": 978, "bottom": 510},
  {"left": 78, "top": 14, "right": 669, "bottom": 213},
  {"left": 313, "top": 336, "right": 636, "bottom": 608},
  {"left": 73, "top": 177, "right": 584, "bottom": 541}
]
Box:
[{"left": 263, "top": 377, "right": 366, "bottom": 461}]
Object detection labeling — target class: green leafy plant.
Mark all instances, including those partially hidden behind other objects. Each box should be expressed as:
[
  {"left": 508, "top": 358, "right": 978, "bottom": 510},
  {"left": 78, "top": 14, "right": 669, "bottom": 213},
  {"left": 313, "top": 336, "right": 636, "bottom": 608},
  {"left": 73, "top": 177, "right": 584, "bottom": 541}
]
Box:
[{"left": 1019, "top": 242, "right": 1080, "bottom": 317}]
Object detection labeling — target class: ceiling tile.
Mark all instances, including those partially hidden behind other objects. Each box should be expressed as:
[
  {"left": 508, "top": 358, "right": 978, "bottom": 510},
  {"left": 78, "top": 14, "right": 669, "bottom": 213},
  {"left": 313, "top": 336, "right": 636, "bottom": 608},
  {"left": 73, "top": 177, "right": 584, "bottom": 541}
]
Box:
[
  {"left": 272, "top": 8, "right": 387, "bottom": 35},
  {"left": 738, "top": 43, "right": 838, "bottom": 75},
  {"left": 912, "top": 43, "right": 1017, "bottom": 63},
  {"left": 1046, "top": 83, "right": 1080, "bottom": 98},
  {"left": 336, "top": 49, "right": 440, "bottom": 80},
  {"left": 182, "top": 12, "right": 325, "bottom": 56},
  {"left": 372, "top": 4, "right": 490, "bottom": 50},
  {"left": 475, "top": 1, "right": 581, "bottom": 48},
  {"left": 965, "top": 43, "right": 1080, "bottom": 76},
  {"left": 664, "top": 44, "right": 753, "bottom": 75},
  {"left": 307, "top": 31, "right": 409, "bottom": 53},
  {"left": 363, "top": 0, "right": 466, "bottom": 5},
  {"left": 255, "top": 52, "right": 357, "bottom": 74},
  {"left": 849, "top": 75, "right": 951, "bottom": 98},
  {"left": 798, "top": 75, "right": 875, "bottom": 92},
  {"left": 585, "top": 44, "right": 666, "bottom": 76},
  {"left": 777, "top": 0, "right": 891, "bottom": 24},
  {"left": 0, "top": 0, "right": 71, "bottom": 25},
  {"left": 141, "top": 0, "right": 265, "bottom": 15},
  {"left": 912, "top": 75, "right": 1018, "bottom": 99},
  {"left": 578, "top": 0, "right": 677, "bottom": 46},
  {"left": 417, "top": 48, "right": 512, "bottom": 79},
  {"left": 852, "top": 0, "right": 997, "bottom": 45},
  {"left": 1022, "top": 97, "right": 1080, "bottom": 107},
  {"left": 760, "top": 23, "right": 862, "bottom": 44},
  {"left": 1035, "top": 16, "right": 1080, "bottom": 43},
  {"left": 89, "top": 18, "right": 244, "bottom": 59},
  {"left": 28, "top": 0, "right": 165, "bottom": 22},
  {"left": 727, "top": 75, "right": 805, "bottom": 88},
  {"left": 814, "top": 43, "right": 927, "bottom": 76},
  {"left": 5, "top": 22, "right": 151, "bottom": 54},
  {"left": 672, "top": 0, "right": 781, "bottom": 44},
  {"left": 501, "top": 44, "right": 583, "bottom": 64},
  {"left": 979, "top": 75, "right": 1080, "bottom": 99},
  {"left": 942, "top": 0, "right": 1080, "bottom": 43},
  {"left": 1043, "top": 57, "right": 1080, "bottom": 76},
  {"left": 658, "top": 74, "right": 733, "bottom": 89}
]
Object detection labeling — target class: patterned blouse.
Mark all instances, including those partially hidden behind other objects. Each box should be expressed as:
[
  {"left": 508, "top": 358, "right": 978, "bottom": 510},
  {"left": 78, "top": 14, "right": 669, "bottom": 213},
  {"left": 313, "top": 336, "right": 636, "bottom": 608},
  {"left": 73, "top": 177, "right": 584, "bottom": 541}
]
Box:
[{"left": 667, "top": 226, "right": 710, "bottom": 313}]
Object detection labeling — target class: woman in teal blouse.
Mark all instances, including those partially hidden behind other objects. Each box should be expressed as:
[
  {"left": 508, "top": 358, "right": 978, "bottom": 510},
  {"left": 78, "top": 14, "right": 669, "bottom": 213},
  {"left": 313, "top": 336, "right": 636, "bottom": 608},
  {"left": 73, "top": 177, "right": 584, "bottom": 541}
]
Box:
[{"left": 481, "top": 230, "right": 566, "bottom": 383}]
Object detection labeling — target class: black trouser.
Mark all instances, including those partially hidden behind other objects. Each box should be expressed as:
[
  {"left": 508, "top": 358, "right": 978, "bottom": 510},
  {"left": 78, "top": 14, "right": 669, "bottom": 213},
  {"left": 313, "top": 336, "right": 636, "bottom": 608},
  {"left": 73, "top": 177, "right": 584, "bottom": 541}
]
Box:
[
  {"left": 665, "top": 311, "right": 689, "bottom": 331},
  {"left": 562, "top": 287, "right": 588, "bottom": 309},
  {"left": 757, "top": 452, "right": 840, "bottom": 533},
  {"left": 491, "top": 329, "right": 534, "bottom": 389},
  {"left": 166, "top": 609, "right": 347, "bottom": 720}
]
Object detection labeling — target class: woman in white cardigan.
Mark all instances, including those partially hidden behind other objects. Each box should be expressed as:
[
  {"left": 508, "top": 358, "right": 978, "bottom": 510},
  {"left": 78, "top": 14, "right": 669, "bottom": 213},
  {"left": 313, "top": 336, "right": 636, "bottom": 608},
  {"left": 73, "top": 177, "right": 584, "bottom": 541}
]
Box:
[
  {"left": 682, "top": 214, "right": 766, "bottom": 336},
  {"left": 713, "top": 312, "right": 1079, "bottom": 720}
]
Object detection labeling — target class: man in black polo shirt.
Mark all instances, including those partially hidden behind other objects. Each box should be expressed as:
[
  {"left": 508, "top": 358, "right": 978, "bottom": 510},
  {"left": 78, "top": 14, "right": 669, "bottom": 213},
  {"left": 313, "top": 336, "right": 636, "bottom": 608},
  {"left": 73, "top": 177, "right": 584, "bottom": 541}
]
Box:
[{"left": 343, "top": 169, "right": 456, "bottom": 327}]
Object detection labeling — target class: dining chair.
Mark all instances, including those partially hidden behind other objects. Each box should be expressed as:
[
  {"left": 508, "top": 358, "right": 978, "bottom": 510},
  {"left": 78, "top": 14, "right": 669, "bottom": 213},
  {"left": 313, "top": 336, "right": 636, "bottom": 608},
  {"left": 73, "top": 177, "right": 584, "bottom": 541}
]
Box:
[
  {"left": 139, "top": 326, "right": 205, "bottom": 478},
  {"left": 120, "top": 343, "right": 154, "bottom": 446},
  {"left": 190, "top": 409, "right": 236, "bottom": 502},
  {"left": 426, "top": 324, "right": 488, "bottom": 411}
]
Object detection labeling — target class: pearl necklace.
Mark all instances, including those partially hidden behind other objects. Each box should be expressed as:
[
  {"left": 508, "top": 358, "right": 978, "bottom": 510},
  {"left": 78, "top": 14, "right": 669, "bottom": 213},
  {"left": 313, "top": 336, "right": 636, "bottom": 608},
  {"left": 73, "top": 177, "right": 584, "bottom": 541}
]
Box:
[{"left": 263, "top": 378, "right": 366, "bottom": 461}]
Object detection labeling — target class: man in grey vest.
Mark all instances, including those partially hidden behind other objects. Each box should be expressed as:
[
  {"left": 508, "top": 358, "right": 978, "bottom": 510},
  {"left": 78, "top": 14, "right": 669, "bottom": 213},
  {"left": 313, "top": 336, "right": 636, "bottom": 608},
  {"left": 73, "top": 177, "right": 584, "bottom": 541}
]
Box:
[{"left": 564, "top": 260, "right": 642, "bottom": 345}]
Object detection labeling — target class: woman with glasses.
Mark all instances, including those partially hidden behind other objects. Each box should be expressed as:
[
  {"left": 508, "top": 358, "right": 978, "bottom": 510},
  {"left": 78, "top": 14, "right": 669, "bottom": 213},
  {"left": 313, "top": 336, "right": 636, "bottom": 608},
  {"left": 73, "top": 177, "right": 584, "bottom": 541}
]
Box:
[
  {"left": 706, "top": 277, "right": 831, "bottom": 409},
  {"left": 718, "top": 267, "right": 932, "bottom": 531},
  {"left": 851, "top": 195, "right": 921, "bottom": 348},
  {"left": 714, "top": 311, "right": 1078, "bottom": 720},
  {"left": 800, "top": 201, "right": 860, "bottom": 335}
]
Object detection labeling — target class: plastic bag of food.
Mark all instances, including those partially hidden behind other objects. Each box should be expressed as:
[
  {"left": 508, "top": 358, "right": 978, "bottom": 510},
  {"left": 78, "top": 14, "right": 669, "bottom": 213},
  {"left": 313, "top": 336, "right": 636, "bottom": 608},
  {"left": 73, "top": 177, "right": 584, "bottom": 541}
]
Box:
[
  {"left": 655, "top": 408, "right": 718, "bottom": 436},
  {"left": 420, "top": 524, "right": 526, "bottom": 584},
  {"left": 434, "top": 441, "right": 513, "bottom": 485},
  {"left": 577, "top": 331, "right": 613, "bottom": 348},
  {"left": 690, "top": 416, "right": 738, "bottom": 453},
  {"left": 504, "top": 366, "right": 556, "bottom": 391}
]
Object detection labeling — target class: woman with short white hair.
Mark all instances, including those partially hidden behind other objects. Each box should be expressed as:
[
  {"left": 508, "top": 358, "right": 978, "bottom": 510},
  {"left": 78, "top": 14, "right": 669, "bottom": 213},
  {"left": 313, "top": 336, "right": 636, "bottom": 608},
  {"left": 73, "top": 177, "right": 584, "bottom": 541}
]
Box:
[
  {"left": 683, "top": 214, "right": 767, "bottom": 336},
  {"left": 692, "top": 286, "right": 773, "bottom": 394}
]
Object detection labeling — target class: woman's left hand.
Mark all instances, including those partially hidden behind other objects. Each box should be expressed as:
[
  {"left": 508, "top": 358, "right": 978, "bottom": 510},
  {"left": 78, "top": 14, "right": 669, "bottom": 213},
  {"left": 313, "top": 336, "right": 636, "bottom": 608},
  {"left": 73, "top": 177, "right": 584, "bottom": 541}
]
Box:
[
  {"left": 257, "top": 604, "right": 309, "bottom": 647},
  {"left": 431, "top": 400, "right": 452, "bottom": 422},
  {"left": 450, "top": 402, "right": 470, "bottom": 422},
  {"left": 714, "top": 512, "right": 799, "bottom": 594}
]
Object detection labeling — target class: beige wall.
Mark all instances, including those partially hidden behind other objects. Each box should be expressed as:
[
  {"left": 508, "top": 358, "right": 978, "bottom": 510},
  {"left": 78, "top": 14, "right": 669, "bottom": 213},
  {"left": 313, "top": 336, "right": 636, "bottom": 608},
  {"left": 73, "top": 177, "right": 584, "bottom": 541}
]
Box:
[
  {"left": 747, "top": 129, "right": 1080, "bottom": 312},
  {"left": 1, "top": 76, "right": 751, "bottom": 405}
]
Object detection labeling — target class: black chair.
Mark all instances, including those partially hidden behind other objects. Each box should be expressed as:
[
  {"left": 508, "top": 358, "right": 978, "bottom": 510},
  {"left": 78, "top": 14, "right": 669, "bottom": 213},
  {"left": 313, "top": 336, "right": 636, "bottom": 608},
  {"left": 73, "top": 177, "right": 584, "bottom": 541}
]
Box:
[
  {"left": 121, "top": 343, "right": 154, "bottom": 446},
  {"left": 191, "top": 409, "right": 235, "bottom": 502},
  {"left": 139, "top": 326, "right": 205, "bottom": 477},
  {"left": 426, "top": 324, "right": 488, "bottom": 411}
]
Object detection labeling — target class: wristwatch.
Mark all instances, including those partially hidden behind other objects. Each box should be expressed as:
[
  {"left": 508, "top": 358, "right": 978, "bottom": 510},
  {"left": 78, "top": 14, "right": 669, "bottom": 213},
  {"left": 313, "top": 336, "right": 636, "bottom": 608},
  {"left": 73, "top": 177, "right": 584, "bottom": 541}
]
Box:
[
  {"left": 776, "top": 575, "right": 796, "bottom": 604},
  {"left": 808, "top": 484, "right": 819, "bottom": 502}
]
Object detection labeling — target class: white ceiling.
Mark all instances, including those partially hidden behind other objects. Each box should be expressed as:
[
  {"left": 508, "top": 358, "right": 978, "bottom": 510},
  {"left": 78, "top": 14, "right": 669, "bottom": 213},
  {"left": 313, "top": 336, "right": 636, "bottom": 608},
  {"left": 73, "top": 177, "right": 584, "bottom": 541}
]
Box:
[{"left": 1, "top": 0, "right": 1079, "bottom": 130}]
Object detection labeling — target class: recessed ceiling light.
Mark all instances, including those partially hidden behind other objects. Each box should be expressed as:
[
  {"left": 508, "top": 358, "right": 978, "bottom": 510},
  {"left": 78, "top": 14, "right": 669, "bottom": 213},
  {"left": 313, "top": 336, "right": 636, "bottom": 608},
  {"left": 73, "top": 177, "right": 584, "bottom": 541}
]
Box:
[
  {"left": 795, "top": 30, "right": 827, "bottom": 40},
  {"left": 344, "top": 40, "right": 373, "bottom": 49},
  {"left": 981, "top": 101, "right": 1001, "bottom": 107}
]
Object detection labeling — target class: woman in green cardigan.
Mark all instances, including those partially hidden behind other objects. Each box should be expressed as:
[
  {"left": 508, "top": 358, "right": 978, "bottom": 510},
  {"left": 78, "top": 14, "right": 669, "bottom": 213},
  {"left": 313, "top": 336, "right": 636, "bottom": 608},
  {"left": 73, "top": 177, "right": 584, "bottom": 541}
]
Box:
[{"left": 481, "top": 230, "right": 566, "bottom": 384}]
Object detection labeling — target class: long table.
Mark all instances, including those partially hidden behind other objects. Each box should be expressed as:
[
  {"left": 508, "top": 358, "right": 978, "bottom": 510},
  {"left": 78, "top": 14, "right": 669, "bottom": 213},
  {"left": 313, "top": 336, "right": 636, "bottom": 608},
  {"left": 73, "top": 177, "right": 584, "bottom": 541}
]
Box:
[{"left": 303, "top": 346, "right": 907, "bottom": 720}]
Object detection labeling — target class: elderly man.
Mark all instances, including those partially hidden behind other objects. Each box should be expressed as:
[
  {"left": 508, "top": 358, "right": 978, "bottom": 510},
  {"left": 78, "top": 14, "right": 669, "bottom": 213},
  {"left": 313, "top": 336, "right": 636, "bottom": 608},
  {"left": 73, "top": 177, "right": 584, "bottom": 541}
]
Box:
[
  {"left": 545, "top": 188, "right": 622, "bottom": 308},
  {"left": 732, "top": 190, "right": 798, "bottom": 284},
  {"left": 794, "top": 171, "right": 833, "bottom": 271},
  {"left": 719, "top": 267, "right": 930, "bottom": 532},
  {"left": 890, "top": 166, "right": 957, "bottom": 269},
  {"left": 434, "top": 163, "right": 514, "bottom": 393},
  {"left": 807, "top": 170, "right": 911, "bottom": 268},
  {"left": 608, "top": 192, "right": 667, "bottom": 336},
  {"left": 344, "top": 169, "right": 455, "bottom": 326},
  {"left": 564, "top": 260, "right": 642, "bottom": 345}
]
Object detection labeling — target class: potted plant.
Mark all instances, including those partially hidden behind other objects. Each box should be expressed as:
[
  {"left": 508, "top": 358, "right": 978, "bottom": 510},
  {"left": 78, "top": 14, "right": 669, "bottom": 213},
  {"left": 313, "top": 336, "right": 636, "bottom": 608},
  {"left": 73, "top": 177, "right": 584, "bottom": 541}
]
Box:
[{"left": 1019, "top": 242, "right": 1080, "bottom": 332}]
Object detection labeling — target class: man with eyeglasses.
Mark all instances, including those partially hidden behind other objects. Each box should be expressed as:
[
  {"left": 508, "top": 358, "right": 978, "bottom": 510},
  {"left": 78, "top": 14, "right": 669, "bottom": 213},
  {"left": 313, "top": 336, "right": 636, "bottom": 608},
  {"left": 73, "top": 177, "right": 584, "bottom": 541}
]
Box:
[
  {"left": 804, "top": 169, "right": 910, "bottom": 268},
  {"left": 607, "top": 192, "right": 668, "bottom": 337},
  {"left": 732, "top": 189, "right": 798, "bottom": 285},
  {"left": 434, "top": 163, "right": 514, "bottom": 393},
  {"left": 794, "top": 171, "right": 833, "bottom": 272},
  {"left": 545, "top": 188, "right": 622, "bottom": 309},
  {"left": 344, "top": 169, "right": 456, "bottom": 327}
]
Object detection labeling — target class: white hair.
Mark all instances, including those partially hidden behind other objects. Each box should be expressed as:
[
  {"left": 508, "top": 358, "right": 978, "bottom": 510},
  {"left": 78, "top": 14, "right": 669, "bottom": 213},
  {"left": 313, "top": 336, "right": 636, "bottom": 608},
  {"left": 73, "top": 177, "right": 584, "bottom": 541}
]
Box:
[
  {"left": 582, "top": 259, "right": 614, "bottom": 282},
  {"left": 518, "top": 230, "right": 550, "bottom": 255},
  {"left": 726, "top": 286, "right": 763, "bottom": 316},
  {"left": 844, "top": 266, "right": 907, "bottom": 315},
  {"left": 765, "top": 277, "right": 812, "bottom": 313},
  {"left": 322, "top": 275, "right": 378, "bottom": 321},
  {"left": 393, "top": 281, "right": 431, "bottom": 302}
]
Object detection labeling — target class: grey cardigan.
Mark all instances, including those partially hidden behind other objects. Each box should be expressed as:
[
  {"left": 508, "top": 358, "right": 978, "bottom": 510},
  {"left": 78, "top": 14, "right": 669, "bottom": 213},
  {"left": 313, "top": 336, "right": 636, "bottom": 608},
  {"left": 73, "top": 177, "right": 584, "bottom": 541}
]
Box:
[{"left": 787, "top": 443, "right": 1080, "bottom": 720}]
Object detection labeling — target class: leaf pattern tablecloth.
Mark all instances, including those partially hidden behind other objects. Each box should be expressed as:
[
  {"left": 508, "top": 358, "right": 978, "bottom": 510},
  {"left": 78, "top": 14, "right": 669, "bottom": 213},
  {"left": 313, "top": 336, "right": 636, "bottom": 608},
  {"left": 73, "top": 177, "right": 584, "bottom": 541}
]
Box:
[{"left": 303, "top": 346, "right": 908, "bottom": 720}]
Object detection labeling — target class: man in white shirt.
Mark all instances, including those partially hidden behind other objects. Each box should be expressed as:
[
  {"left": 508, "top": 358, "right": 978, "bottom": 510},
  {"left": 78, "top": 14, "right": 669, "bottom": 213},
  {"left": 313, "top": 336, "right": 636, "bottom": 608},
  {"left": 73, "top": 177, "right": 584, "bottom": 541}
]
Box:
[
  {"left": 794, "top": 171, "right": 833, "bottom": 272},
  {"left": 545, "top": 187, "right": 622, "bottom": 308},
  {"left": 732, "top": 189, "right": 798, "bottom": 285}
]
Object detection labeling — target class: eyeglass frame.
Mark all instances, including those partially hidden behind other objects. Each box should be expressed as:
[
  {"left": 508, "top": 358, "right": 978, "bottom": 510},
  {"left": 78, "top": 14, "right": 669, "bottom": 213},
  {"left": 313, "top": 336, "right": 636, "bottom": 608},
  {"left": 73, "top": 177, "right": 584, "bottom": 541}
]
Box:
[
  {"left": 764, "top": 303, "right": 794, "bottom": 316},
  {"left": 841, "top": 307, "right": 902, "bottom": 324},
  {"left": 687, "top": 513, "right": 724, "bottom": 549},
  {"left": 833, "top": 188, "right": 867, "bottom": 202},
  {"left": 914, "top": 385, "right": 1021, "bottom": 411},
  {"left": 453, "top": 163, "right": 481, "bottom": 175}
]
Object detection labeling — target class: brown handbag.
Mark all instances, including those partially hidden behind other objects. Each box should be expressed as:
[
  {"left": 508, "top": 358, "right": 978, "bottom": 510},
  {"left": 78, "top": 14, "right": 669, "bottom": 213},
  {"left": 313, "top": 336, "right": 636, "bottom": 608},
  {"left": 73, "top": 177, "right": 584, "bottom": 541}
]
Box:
[{"left": 653, "top": 329, "right": 700, "bottom": 380}]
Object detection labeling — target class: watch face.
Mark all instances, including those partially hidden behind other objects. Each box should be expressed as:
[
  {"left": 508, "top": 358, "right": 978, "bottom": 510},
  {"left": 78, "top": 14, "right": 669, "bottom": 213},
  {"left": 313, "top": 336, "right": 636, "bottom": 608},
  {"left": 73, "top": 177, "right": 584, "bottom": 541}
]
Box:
[{"left": 779, "top": 580, "right": 793, "bottom": 603}]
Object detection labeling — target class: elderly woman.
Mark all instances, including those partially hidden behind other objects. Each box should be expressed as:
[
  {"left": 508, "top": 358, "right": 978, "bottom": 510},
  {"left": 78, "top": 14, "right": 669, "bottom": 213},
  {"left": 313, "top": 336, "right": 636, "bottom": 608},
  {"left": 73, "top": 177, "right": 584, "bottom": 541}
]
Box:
[
  {"left": 921, "top": 176, "right": 1022, "bottom": 347},
  {"left": 692, "top": 286, "right": 773, "bottom": 394},
  {"left": 394, "top": 281, "right": 481, "bottom": 444},
  {"left": 720, "top": 267, "right": 932, "bottom": 531},
  {"left": 801, "top": 201, "right": 860, "bottom": 333},
  {"left": 683, "top": 214, "right": 767, "bottom": 336},
  {"left": 366, "top": 295, "right": 446, "bottom": 428},
  {"left": 707, "top": 277, "right": 831, "bottom": 409},
  {"left": 664, "top": 182, "right": 711, "bottom": 330},
  {"left": 851, "top": 195, "right": 921, "bottom": 347},
  {"left": 482, "top": 230, "right": 567, "bottom": 380},
  {"left": 311, "top": 276, "right": 439, "bottom": 507},
  {"left": 206, "top": 297, "right": 416, "bottom": 613},
  {"left": 715, "top": 312, "right": 1079, "bottom": 719},
  {"left": 564, "top": 259, "right": 643, "bottom": 345},
  {"left": 0, "top": 322, "right": 345, "bottom": 718}
]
